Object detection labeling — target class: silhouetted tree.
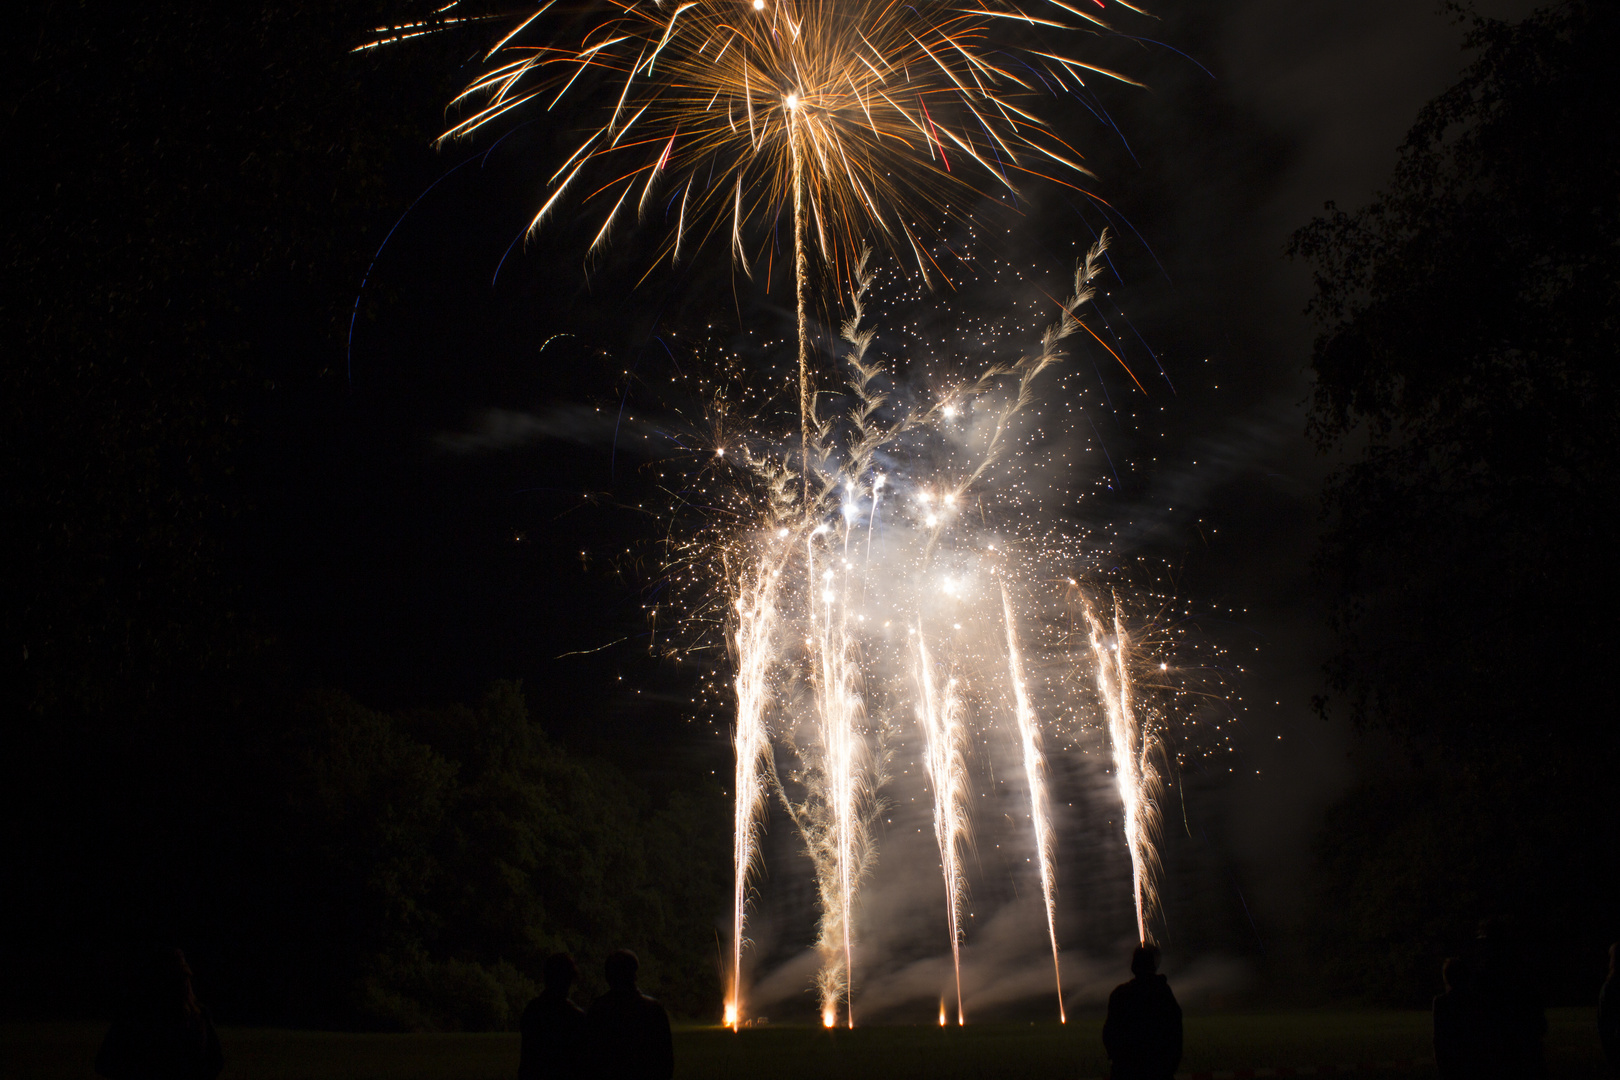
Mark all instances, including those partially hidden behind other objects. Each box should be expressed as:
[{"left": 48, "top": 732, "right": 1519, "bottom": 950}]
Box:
[
  {"left": 1290, "top": 0, "right": 1620, "bottom": 1002},
  {"left": 280, "top": 683, "right": 726, "bottom": 1029}
]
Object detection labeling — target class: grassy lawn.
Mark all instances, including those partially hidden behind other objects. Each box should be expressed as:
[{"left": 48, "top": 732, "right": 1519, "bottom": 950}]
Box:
[{"left": 3, "top": 1009, "right": 1607, "bottom": 1079}]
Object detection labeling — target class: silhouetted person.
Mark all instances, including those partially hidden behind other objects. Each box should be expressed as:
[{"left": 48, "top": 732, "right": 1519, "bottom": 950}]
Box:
[
  {"left": 1467, "top": 919, "right": 1546, "bottom": 1079},
  {"left": 1102, "top": 944, "right": 1182, "bottom": 1080},
  {"left": 95, "top": 947, "right": 223, "bottom": 1080},
  {"left": 585, "top": 950, "right": 673, "bottom": 1080},
  {"left": 1434, "top": 957, "right": 1500, "bottom": 1080},
  {"left": 520, "top": 953, "right": 585, "bottom": 1080},
  {"left": 1600, "top": 942, "right": 1619, "bottom": 1074}
]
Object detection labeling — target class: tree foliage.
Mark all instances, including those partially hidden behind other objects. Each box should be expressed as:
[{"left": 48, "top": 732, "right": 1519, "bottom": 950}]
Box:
[
  {"left": 1290, "top": 0, "right": 1620, "bottom": 1001},
  {"left": 1290, "top": 0, "right": 1620, "bottom": 747},
  {"left": 280, "top": 683, "right": 726, "bottom": 1029}
]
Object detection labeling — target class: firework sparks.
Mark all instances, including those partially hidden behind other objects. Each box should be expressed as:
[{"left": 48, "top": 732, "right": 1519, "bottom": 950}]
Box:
[
  {"left": 725, "top": 543, "right": 789, "bottom": 1029},
  {"left": 418, "top": 0, "right": 1147, "bottom": 489},
  {"left": 1001, "top": 583, "right": 1066, "bottom": 1022},
  {"left": 807, "top": 522, "right": 867, "bottom": 1029},
  {"left": 435, "top": 0, "right": 1142, "bottom": 277},
  {"left": 369, "top": 0, "right": 1225, "bottom": 1030},
  {"left": 1082, "top": 591, "right": 1164, "bottom": 944},
  {"left": 914, "top": 629, "right": 970, "bottom": 1025}
]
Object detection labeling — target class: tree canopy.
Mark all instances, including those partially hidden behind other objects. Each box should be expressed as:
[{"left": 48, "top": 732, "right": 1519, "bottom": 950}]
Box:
[{"left": 1290, "top": 0, "right": 1620, "bottom": 1001}]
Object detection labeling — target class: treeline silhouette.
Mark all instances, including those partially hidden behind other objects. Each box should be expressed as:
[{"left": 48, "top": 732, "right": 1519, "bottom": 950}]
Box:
[{"left": 12, "top": 682, "right": 727, "bottom": 1030}]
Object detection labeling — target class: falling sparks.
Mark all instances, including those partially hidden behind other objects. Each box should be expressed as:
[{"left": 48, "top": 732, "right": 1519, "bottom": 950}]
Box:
[
  {"left": 914, "top": 632, "right": 970, "bottom": 1026},
  {"left": 424, "top": 0, "right": 1147, "bottom": 281},
  {"left": 1001, "top": 583, "right": 1066, "bottom": 1022},
  {"left": 1082, "top": 591, "right": 1164, "bottom": 945}
]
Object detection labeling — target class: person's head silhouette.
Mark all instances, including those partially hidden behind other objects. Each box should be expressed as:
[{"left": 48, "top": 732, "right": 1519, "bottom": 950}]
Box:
[
  {"left": 1130, "top": 943, "right": 1161, "bottom": 978},
  {"left": 543, "top": 953, "right": 577, "bottom": 995},
  {"left": 604, "top": 950, "right": 640, "bottom": 994},
  {"left": 127, "top": 946, "right": 200, "bottom": 1019},
  {"left": 1442, "top": 956, "right": 1473, "bottom": 992}
]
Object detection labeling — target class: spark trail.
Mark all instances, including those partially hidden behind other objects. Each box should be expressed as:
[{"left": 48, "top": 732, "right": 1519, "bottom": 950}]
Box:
[
  {"left": 726, "top": 548, "right": 787, "bottom": 1029},
  {"left": 1001, "top": 583, "right": 1065, "bottom": 1022},
  {"left": 914, "top": 629, "right": 969, "bottom": 1025},
  {"left": 808, "top": 526, "right": 866, "bottom": 1028},
  {"left": 1082, "top": 591, "right": 1163, "bottom": 944}
]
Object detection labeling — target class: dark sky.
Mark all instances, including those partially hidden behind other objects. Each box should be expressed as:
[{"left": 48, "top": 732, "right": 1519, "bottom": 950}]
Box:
[{"left": 275, "top": 0, "right": 1541, "bottom": 975}]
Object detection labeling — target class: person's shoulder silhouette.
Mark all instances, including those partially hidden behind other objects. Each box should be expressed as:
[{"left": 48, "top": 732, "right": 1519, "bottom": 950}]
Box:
[
  {"left": 95, "top": 947, "right": 223, "bottom": 1080},
  {"left": 520, "top": 953, "right": 586, "bottom": 1080},
  {"left": 1599, "top": 942, "right": 1619, "bottom": 1073},
  {"left": 1433, "top": 956, "right": 1503, "bottom": 1080},
  {"left": 1102, "top": 944, "right": 1182, "bottom": 1080},
  {"left": 584, "top": 950, "right": 673, "bottom": 1080},
  {"left": 1465, "top": 918, "right": 1546, "bottom": 1078}
]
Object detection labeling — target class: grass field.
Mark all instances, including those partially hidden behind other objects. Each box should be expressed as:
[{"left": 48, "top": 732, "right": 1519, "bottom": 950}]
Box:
[{"left": 3, "top": 1009, "right": 1608, "bottom": 1079}]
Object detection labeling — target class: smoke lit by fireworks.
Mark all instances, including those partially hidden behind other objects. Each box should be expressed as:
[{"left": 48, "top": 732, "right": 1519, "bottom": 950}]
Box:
[{"left": 692, "top": 233, "right": 1211, "bottom": 1025}]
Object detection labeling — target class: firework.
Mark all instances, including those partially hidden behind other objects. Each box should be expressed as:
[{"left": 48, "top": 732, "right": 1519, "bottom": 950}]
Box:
[
  {"left": 725, "top": 541, "right": 790, "bottom": 1029},
  {"left": 387, "top": 4, "right": 1155, "bottom": 1016},
  {"left": 1081, "top": 590, "right": 1163, "bottom": 944},
  {"left": 743, "top": 240, "right": 1110, "bottom": 1023},
  {"left": 1001, "top": 583, "right": 1066, "bottom": 1022},
  {"left": 806, "top": 521, "right": 868, "bottom": 1028},
  {"left": 913, "top": 628, "right": 969, "bottom": 1025},
  {"left": 417, "top": 0, "right": 1146, "bottom": 482},
  {"left": 368, "top": 0, "right": 1222, "bottom": 1030}
]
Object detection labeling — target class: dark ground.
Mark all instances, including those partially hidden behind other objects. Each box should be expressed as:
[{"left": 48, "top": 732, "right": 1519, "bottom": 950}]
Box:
[{"left": 3, "top": 1010, "right": 1612, "bottom": 1079}]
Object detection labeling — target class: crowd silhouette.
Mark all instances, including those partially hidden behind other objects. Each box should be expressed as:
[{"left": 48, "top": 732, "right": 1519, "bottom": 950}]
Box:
[
  {"left": 1601, "top": 942, "right": 1618, "bottom": 1074},
  {"left": 90, "top": 931, "right": 1620, "bottom": 1080},
  {"left": 1432, "top": 921, "right": 1549, "bottom": 1080},
  {"left": 520, "top": 950, "right": 673, "bottom": 1080}
]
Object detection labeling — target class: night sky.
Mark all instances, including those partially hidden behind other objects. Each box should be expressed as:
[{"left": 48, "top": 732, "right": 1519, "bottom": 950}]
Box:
[
  {"left": 10, "top": 0, "right": 1611, "bottom": 1028},
  {"left": 292, "top": 0, "right": 1538, "bottom": 957}
]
